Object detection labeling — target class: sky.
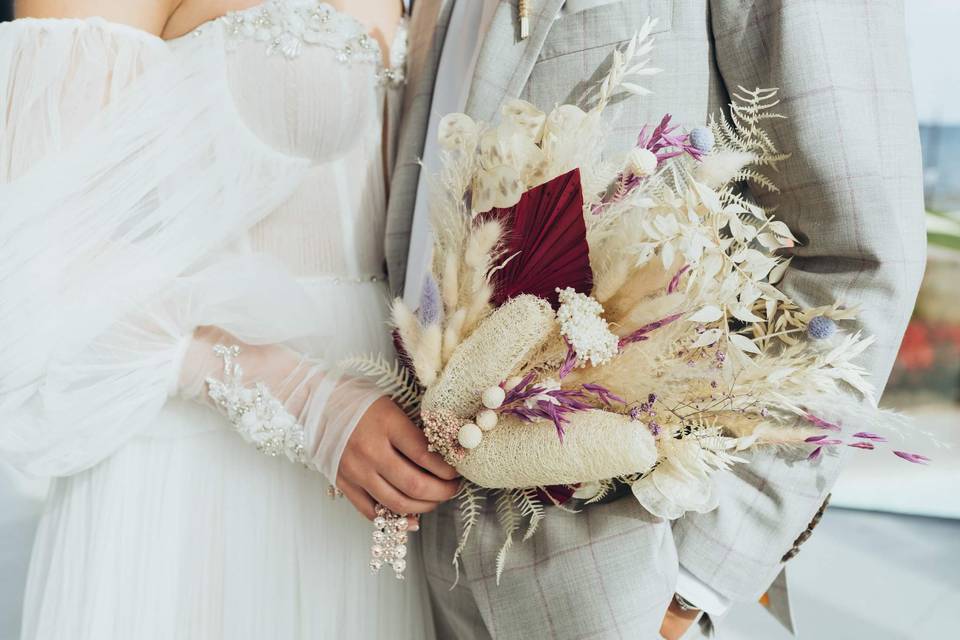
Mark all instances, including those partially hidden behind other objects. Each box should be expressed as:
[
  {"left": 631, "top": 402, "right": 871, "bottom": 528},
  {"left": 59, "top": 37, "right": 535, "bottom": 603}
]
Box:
[{"left": 906, "top": 0, "right": 960, "bottom": 124}]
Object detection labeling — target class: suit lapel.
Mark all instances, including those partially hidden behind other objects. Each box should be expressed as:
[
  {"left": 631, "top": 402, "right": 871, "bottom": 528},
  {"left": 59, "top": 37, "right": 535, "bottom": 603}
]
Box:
[
  {"left": 400, "top": 0, "right": 451, "bottom": 122},
  {"left": 385, "top": 0, "right": 453, "bottom": 293},
  {"left": 464, "top": 0, "right": 566, "bottom": 122}
]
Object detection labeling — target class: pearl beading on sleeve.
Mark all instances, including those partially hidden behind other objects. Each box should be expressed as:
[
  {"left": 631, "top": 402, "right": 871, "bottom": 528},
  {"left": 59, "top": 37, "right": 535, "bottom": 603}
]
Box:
[{"left": 205, "top": 344, "right": 312, "bottom": 467}]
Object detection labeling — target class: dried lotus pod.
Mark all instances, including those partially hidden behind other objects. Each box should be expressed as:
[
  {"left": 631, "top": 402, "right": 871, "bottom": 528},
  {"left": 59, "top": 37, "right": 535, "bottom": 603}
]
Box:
[
  {"left": 421, "top": 295, "right": 555, "bottom": 419},
  {"left": 456, "top": 411, "right": 656, "bottom": 489}
]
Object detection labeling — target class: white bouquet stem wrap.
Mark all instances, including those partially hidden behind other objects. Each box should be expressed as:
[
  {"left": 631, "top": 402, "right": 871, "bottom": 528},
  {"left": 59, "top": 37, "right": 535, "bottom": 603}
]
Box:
[{"left": 456, "top": 410, "right": 656, "bottom": 489}]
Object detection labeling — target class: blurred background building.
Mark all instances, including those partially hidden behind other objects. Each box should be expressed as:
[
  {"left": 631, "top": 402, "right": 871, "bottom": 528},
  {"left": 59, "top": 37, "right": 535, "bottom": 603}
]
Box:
[{"left": 0, "top": 1, "right": 957, "bottom": 638}]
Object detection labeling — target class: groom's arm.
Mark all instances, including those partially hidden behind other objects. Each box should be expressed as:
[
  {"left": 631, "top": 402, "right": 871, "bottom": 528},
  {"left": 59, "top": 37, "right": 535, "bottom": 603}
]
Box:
[{"left": 673, "top": 0, "right": 926, "bottom": 603}]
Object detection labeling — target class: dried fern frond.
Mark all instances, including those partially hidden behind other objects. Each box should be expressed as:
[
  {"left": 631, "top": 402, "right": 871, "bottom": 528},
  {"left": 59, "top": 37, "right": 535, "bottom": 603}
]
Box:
[
  {"left": 452, "top": 481, "right": 486, "bottom": 588},
  {"left": 709, "top": 87, "right": 790, "bottom": 210},
  {"left": 494, "top": 491, "right": 520, "bottom": 584},
  {"left": 513, "top": 487, "right": 546, "bottom": 541},
  {"left": 585, "top": 479, "right": 617, "bottom": 504},
  {"left": 338, "top": 354, "right": 421, "bottom": 418}
]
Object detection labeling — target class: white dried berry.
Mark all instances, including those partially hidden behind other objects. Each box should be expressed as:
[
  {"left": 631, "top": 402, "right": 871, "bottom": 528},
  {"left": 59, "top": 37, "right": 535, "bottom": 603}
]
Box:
[
  {"left": 476, "top": 409, "right": 499, "bottom": 431},
  {"left": 457, "top": 423, "right": 483, "bottom": 449},
  {"left": 481, "top": 385, "right": 506, "bottom": 409}
]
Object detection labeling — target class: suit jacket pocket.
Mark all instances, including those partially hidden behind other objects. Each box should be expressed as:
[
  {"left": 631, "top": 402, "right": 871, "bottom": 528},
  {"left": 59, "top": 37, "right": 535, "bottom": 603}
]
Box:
[{"left": 540, "top": 0, "right": 673, "bottom": 62}]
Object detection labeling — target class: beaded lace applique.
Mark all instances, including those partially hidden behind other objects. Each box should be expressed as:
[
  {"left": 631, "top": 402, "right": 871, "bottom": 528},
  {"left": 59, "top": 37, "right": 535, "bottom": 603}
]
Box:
[
  {"left": 207, "top": 0, "right": 406, "bottom": 85},
  {"left": 206, "top": 344, "right": 313, "bottom": 467}
]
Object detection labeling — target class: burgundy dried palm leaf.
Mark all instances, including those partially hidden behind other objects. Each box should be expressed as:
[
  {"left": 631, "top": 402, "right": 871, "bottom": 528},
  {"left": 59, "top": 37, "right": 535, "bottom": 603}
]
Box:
[{"left": 489, "top": 168, "right": 592, "bottom": 308}]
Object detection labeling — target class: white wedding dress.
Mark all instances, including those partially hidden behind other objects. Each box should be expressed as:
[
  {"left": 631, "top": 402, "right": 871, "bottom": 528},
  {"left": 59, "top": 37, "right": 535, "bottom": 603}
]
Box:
[{"left": 0, "top": 2, "right": 434, "bottom": 638}]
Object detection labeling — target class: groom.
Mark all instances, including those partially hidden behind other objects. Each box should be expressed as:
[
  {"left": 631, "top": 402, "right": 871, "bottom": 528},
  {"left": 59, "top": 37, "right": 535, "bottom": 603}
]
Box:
[{"left": 385, "top": 1, "right": 925, "bottom": 637}]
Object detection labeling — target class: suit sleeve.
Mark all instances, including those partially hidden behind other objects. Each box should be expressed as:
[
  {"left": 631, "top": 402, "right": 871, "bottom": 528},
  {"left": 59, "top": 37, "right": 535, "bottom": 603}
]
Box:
[{"left": 673, "top": 0, "right": 927, "bottom": 601}]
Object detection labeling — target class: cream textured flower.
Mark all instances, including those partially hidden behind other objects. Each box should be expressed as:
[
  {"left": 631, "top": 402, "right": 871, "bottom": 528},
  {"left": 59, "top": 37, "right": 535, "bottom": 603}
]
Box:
[{"left": 555, "top": 287, "right": 620, "bottom": 367}]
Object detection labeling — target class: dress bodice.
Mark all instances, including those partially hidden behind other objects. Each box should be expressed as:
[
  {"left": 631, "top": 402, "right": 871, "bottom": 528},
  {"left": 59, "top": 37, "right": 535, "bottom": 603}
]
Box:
[{"left": 175, "top": 0, "right": 407, "bottom": 280}]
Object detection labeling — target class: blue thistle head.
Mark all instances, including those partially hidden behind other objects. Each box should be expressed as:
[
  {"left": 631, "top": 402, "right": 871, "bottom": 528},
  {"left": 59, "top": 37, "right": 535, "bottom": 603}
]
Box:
[
  {"left": 807, "top": 315, "right": 837, "bottom": 340},
  {"left": 417, "top": 273, "right": 443, "bottom": 326},
  {"left": 689, "top": 127, "right": 715, "bottom": 154}
]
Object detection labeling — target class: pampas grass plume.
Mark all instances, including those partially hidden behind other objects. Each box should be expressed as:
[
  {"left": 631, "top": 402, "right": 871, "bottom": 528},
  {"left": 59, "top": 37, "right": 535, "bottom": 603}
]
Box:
[
  {"left": 391, "top": 297, "right": 420, "bottom": 352},
  {"left": 442, "top": 253, "right": 459, "bottom": 312},
  {"left": 443, "top": 308, "right": 467, "bottom": 363},
  {"left": 695, "top": 150, "right": 755, "bottom": 188},
  {"left": 411, "top": 323, "right": 443, "bottom": 387}
]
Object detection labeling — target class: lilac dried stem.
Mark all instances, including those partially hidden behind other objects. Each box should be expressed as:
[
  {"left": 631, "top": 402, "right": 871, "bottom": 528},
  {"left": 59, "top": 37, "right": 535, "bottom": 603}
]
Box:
[{"left": 619, "top": 312, "right": 684, "bottom": 349}]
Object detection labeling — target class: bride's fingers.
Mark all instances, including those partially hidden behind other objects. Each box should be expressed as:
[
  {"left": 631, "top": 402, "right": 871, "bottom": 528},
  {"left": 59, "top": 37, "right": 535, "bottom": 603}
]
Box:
[
  {"left": 338, "top": 478, "right": 421, "bottom": 530},
  {"left": 389, "top": 419, "right": 460, "bottom": 480},
  {"left": 336, "top": 476, "right": 376, "bottom": 520},
  {"left": 381, "top": 451, "right": 461, "bottom": 502},
  {"left": 366, "top": 473, "right": 440, "bottom": 516}
]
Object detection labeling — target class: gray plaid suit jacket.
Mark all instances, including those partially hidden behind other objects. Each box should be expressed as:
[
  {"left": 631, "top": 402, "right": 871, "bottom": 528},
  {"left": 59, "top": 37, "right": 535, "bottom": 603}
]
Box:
[{"left": 387, "top": 1, "right": 926, "bottom": 637}]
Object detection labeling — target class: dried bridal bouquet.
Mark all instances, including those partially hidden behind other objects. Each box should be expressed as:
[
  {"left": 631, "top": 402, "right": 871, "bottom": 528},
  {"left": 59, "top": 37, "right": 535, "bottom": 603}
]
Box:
[{"left": 345, "top": 19, "right": 930, "bottom": 581}]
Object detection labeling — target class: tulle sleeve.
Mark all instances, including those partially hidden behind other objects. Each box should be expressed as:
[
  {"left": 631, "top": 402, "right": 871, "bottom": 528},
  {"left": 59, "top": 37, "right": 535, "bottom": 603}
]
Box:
[{"left": 0, "top": 18, "right": 316, "bottom": 476}]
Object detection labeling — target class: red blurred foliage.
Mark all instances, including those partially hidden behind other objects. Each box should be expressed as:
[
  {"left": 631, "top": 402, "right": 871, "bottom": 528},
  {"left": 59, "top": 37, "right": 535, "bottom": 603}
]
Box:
[{"left": 897, "top": 322, "right": 935, "bottom": 371}]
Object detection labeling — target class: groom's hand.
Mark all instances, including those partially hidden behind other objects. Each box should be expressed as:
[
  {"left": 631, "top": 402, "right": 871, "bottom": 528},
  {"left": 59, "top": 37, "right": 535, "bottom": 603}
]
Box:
[
  {"left": 337, "top": 397, "right": 460, "bottom": 523},
  {"left": 659, "top": 595, "right": 700, "bottom": 639}
]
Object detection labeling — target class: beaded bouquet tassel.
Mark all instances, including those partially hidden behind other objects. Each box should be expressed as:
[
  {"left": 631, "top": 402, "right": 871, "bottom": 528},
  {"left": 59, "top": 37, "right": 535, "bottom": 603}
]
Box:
[{"left": 369, "top": 505, "right": 409, "bottom": 579}]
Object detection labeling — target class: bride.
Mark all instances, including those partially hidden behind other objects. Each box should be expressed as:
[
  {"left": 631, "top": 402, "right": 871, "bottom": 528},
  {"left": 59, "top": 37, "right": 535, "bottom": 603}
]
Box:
[{"left": 0, "top": 0, "right": 460, "bottom": 637}]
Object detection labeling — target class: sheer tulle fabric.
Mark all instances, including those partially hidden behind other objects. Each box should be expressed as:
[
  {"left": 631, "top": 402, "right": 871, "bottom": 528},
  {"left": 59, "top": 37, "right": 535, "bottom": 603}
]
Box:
[
  {"left": 1, "top": 15, "right": 431, "bottom": 640},
  {"left": 0, "top": 19, "right": 378, "bottom": 480}
]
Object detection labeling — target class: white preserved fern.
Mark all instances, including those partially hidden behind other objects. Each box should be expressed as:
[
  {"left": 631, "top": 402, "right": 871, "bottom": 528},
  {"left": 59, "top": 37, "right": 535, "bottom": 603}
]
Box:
[
  {"left": 709, "top": 86, "right": 790, "bottom": 211},
  {"left": 452, "top": 481, "right": 485, "bottom": 587},
  {"left": 494, "top": 491, "right": 520, "bottom": 584},
  {"left": 585, "top": 478, "right": 616, "bottom": 504},
  {"left": 513, "top": 487, "right": 546, "bottom": 542},
  {"left": 338, "top": 354, "right": 421, "bottom": 419}
]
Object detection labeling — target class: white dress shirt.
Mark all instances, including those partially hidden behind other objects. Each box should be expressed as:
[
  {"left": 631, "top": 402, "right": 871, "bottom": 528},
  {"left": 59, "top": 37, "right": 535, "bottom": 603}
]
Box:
[{"left": 403, "top": 0, "right": 730, "bottom": 617}]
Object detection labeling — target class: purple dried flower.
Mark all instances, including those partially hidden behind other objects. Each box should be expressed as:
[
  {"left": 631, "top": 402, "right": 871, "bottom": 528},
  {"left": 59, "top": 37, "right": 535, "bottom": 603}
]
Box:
[
  {"left": 558, "top": 341, "right": 578, "bottom": 379},
  {"left": 893, "top": 451, "right": 931, "bottom": 465},
  {"left": 637, "top": 114, "right": 705, "bottom": 162},
  {"left": 805, "top": 435, "right": 829, "bottom": 443},
  {"left": 582, "top": 383, "right": 626, "bottom": 406},
  {"left": 499, "top": 380, "right": 600, "bottom": 442},
  {"left": 417, "top": 273, "right": 443, "bottom": 325},
  {"left": 803, "top": 413, "right": 842, "bottom": 431},
  {"left": 619, "top": 312, "right": 684, "bottom": 348},
  {"left": 539, "top": 401, "right": 568, "bottom": 441},
  {"left": 668, "top": 265, "right": 690, "bottom": 294},
  {"left": 849, "top": 442, "right": 875, "bottom": 450},
  {"left": 807, "top": 446, "right": 823, "bottom": 461},
  {"left": 591, "top": 113, "right": 712, "bottom": 215},
  {"left": 502, "top": 372, "right": 538, "bottom": 405},
  {"left": 852, "top": 432, "right": 887, "bottom": 442},
  {"left": 648, "top": 421, "right": 661, "bottom": 436},
  {"left": 630, "top": 406, "right": 642, "bottom": 421}
]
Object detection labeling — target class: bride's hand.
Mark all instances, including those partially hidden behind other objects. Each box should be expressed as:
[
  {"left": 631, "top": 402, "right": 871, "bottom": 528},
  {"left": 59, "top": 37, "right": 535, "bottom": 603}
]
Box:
[{"left": 336, "top": 397, "right": 460, "bottom": 523}]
